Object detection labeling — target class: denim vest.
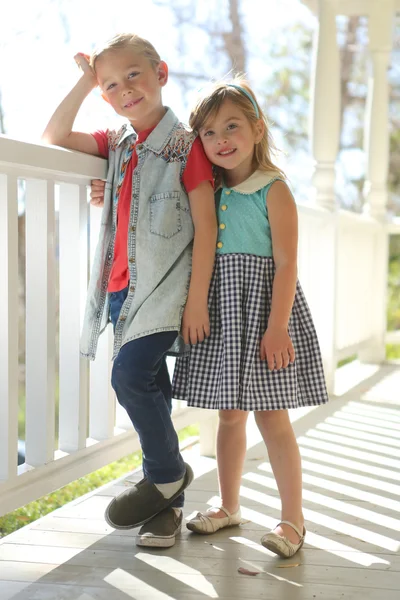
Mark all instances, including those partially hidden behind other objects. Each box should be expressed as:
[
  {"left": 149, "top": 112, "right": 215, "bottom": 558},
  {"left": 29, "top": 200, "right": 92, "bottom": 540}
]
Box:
[{"left": 80, "top": 108, "right": 196, "bottom": 360}]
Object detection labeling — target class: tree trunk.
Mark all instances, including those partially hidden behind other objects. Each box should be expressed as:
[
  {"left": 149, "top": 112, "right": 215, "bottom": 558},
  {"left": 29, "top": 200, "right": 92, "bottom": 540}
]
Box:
[{"left": 223, "top": 0, "right": 246, "bottom": 74}]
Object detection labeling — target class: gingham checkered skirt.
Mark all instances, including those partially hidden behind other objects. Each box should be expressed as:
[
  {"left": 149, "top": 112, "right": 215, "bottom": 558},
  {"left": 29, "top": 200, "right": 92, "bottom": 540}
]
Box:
[{"left": 172, "top": 254, "right": 329, "bottom": 411}]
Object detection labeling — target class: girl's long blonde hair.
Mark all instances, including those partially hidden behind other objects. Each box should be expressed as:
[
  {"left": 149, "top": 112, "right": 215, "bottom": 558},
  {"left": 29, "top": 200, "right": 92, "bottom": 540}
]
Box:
[
  {"left": 90, "top": 33, "right": 161, "bottom": 71},
  {"left": 189, "top": 76, "right": 285, "bottom": 186}
]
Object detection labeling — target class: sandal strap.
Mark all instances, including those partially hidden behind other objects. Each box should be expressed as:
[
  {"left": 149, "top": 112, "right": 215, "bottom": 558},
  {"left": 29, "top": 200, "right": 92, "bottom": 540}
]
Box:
[
  {"left": 218, "top": 506, "right": 232, "bottom": 519},
  {"left": 195, "top": 506, "right": 238, "bottom": 531},
  {"left": 278, "top": 520, "right": 304, "bottom": 539},
  {"left": 193, "top": 506, "right": 233, "bottom": 533}
]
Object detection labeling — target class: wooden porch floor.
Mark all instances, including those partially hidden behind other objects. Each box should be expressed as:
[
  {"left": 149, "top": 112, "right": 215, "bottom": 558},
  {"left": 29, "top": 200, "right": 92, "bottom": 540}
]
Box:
[{"left": 0, "top": 364, "right": 399, "bottom": 600}]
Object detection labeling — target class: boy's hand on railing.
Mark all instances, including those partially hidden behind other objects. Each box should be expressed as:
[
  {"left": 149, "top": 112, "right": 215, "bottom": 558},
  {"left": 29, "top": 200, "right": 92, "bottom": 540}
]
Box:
[
  {"left": 260, "top": 326, "right": 295, "bottom": 370},
  {"left": 90, "top": 179, "right": 106, "bottom": 207},
  {"left": 181, "top": 299, "right": 210, "bottom": 346}
]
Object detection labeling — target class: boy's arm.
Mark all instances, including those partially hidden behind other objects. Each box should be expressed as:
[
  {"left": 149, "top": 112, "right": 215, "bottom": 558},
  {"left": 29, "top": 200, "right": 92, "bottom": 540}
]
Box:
[
  {"left": 42, "top": 54, "right": 100, "bottom": 156},
  {"left": 183, "top": 180, "right": 217, "bottom": 345}
]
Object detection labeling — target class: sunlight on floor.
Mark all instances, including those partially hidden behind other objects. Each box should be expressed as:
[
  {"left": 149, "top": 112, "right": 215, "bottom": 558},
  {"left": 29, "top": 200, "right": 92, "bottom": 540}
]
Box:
[
  {"left": 316, "top": 422, "right": 400, "bottom": 448},
  {"left": 232, "top": 506, "right": 391, "bottom": 567},
  {"left": 299, "top": 445, "right": 399, "bottom": 482},
  {"left": 104, "top": 568, "right": 177, "bottom": 600},
  {"left": 258, "top": 461, "right": 400, "bottom": 510},
  {"left": 334, "top": 361, "right": 380, "bottom": 396},
  {"left": 135, "top": 553, "right": 219, "bottom": 598},
  {"left": 243, "top": 471, "right": 400, "bottom": 531},
  {"left": 362, "top": 369, "right": 400, "bottom": 405}
]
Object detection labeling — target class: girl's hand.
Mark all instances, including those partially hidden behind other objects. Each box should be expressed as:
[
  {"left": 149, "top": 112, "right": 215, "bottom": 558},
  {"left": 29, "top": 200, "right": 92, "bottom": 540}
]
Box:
[
  {"left": 182, "top": 299, "right": 210, "bottom": 345},
  {"left": 74, "top": 53, "right": 97, "bottom": 85},
  {"left": 260, "top": 326, "right": 295, "bottom": 370},
  {"left": 90, "top": 179, "right": 106, "bottom": 207}
]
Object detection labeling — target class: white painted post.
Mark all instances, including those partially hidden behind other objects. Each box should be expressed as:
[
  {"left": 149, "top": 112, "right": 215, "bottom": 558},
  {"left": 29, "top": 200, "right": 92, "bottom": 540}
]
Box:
[
  {"left": 307, "top": 0, "right": 340, "bottom": 392},
  {"left": 199, "top": 412, "right": 218, "bottom": 458},
  {"left": 359, "top": 2, "right": 394, "bottom": 364},
  {"left": 309, "top": 0, "right": 341, "bottom": 210},
  {"left": 363, "top": 1, "right": 393, "bottom": 218},
  {"left": 88, "top": 202, "right": 116, "bottom": 439},
  {"left": 59, "top": 183, "right": 89, "bottom": 452},
  {"left": 25, "top": 180, "right": 56, "bottom": 466},
  {"left": 298, "top": 209, "right": 337, "bottom": 394},
  {"left": 0, "top": 174, "right": 19, "bottom": 481}
]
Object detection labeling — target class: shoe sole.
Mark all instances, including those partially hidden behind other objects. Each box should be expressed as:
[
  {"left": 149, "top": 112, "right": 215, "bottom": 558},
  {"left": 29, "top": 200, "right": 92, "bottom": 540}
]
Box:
[
  {"left": 262, "top": 538, "right": 304, "bottom": 558},
  {"left": 186, "top": 521, "right": 241, "bottom": 535},
  {"left": 136, "top": 524, "right": 182, "bottom": 548},
  {"left": 104, "top": 463, "right": 194, "bottom": 530}
]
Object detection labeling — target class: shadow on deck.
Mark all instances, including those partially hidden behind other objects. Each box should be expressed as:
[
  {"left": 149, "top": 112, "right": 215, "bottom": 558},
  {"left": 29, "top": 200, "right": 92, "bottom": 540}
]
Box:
[{"left": 0, "top": 364, "right": 399, "bottom": 600}]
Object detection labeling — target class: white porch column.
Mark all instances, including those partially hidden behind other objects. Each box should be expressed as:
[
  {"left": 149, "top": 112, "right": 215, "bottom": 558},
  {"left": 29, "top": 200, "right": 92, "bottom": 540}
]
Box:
[
  {"left": 363, "top": 0, "right": 393, "bottom": 218},
  {"left": 359, "top": 1, "right": 394, "bottom": 364},
  {"left": 309, "top": 0, "right": 341, "bottom": 210}
]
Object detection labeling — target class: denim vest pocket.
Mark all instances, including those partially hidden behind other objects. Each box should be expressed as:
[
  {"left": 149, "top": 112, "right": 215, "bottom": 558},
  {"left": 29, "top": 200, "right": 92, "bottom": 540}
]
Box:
[{"left": 150, "top": 191, "right": 182, "bottom": 238}]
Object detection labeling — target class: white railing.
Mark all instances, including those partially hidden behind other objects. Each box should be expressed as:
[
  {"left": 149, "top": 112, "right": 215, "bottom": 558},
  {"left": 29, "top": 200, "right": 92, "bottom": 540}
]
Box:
[
  {"left": 0, "top": 135, "right": 392, "bottom": 516},
  {"left": 297, "top": 204, "right": 387, "bottom": 389},
  {"left": 0, "top": 136, "right": 215, "bottom": 517}
]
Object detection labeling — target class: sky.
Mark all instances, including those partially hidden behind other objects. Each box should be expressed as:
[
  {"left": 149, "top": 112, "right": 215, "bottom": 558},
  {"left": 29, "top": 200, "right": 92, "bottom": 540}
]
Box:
[{"left": 0, "top": 0, "right": 315, "bottom": 141}]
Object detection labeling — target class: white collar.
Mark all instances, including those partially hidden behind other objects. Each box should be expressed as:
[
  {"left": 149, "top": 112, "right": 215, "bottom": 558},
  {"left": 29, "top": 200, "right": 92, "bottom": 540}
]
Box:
[{"left": 225, "top": 170, "right": 283, "bottom": 195}]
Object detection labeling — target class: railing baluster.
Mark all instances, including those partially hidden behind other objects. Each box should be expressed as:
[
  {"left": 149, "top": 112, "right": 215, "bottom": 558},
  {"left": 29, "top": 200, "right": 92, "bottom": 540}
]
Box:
[
  {"left": 0, "top": 174, "right": 19, "bottom": 481},
  {"left": 59, "top": 183, "right": 89, "bottom": 452},
  {"left": 25, "top": 179, "right": 56, "bottom": 466},
  {"left": 88, "top": 202, "right": 116, "bottom": 439},
  {"left": 90, "top": 325, "right": 115, "bottom": 439}
]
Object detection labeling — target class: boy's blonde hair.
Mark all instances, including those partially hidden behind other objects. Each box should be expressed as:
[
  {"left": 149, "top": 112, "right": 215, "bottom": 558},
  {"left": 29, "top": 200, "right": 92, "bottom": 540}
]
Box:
[
  {"left": 189, "top": 76, "right": 285, "bottom": 185},
  {"left": 90, "top": 33, "right": 161, "bottom": 70}
]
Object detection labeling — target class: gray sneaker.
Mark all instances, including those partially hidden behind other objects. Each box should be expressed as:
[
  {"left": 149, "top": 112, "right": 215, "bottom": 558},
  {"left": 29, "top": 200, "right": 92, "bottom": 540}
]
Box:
[
  {"left": 136, "top": 507, "right": 183, "bottom": 548},
  {"left": 105, "top": 462, "right": 193, "bottom": 530}
]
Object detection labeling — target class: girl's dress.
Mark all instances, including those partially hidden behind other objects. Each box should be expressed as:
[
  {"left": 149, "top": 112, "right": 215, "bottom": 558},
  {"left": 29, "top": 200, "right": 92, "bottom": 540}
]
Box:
[{"left": 172, "top": 170, "right": 329, "bottom": 411}]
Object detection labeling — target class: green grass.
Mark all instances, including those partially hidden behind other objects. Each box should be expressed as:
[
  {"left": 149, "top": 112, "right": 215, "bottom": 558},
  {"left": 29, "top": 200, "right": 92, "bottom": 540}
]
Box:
[
  {"left": 337, "top": 354, "right": 357, "bottom": 368},
  {"left": 0, "top": 424, "right": 199, "bottom": 539},
  {"left": 386, "top": 344, "right": 400, "bottom": 360}
]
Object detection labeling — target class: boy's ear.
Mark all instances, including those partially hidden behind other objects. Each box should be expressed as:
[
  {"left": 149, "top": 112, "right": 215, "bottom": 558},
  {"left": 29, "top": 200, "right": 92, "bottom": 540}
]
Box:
[{"left": 157, "top": 61, "right": 169, "bottom": 87}]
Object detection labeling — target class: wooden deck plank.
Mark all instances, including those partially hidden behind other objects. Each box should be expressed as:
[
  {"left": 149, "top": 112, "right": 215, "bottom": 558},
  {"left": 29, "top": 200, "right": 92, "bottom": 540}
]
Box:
[
  {"left": 0, "top": 560, "right": 400, "bottom": 598},
  {"left": 1, "top": 365, "right": 400, "bottom": 599}
]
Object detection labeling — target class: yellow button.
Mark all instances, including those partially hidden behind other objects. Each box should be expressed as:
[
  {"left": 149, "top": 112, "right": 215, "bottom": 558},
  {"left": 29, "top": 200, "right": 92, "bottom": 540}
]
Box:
[
  {"left": 221, "top": 205, "right": 227, "bottom": 211},
  {"left": 225, "top": 190, "right": 231, "bottom": 195},
  {"left": 220, "top": 223, "right": 226, "bottom": 230},
  {"left": 217, "top": 242, "right": 223, "bottom": 249}
]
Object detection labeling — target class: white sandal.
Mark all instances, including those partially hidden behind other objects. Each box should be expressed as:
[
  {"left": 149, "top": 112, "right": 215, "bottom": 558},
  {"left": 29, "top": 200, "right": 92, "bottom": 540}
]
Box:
[
  {"left": 186, "top": 506, "right": 242, "bottom": 534},
  {"left": 261, "top": 520, "right": 306, "bottom": 558}
]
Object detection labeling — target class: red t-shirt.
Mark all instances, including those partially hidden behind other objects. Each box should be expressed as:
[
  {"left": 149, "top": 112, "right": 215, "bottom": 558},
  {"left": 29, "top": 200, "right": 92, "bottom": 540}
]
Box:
[{"left": 92, "top": 128, "right": 214, "bottom": 292}]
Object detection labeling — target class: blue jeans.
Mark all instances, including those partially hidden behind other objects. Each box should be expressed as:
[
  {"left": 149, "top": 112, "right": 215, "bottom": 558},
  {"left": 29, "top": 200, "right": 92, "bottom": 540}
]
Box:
[{"left": 109, "top": 288, "right": 185, "bottom": 508}]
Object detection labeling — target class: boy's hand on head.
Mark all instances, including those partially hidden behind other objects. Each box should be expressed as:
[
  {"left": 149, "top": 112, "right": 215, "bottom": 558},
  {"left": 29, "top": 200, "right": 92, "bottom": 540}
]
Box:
[
  {"left": 260, "top": 326, "right": 295, "bottom": 371},
  {"left": 90, "top": 179, "right": 106, "bottom": 207},
  {"left": 74, "top": 53, "right": 97, "bottom": 85},
  {"left": 181, "top": 298, "right": 210, "bottom": 346}
]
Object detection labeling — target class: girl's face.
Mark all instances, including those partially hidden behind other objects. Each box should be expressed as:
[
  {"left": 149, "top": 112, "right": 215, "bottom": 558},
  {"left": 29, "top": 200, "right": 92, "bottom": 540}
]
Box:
[
  {"left": 96, "top": 48, "right": 168, "bottom": 130},
  {"left": 198, "top": 99, "right": 263, "bottom": 173}
]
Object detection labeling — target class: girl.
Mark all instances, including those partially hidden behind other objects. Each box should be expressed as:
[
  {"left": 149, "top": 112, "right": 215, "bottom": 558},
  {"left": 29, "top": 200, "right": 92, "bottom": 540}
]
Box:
[
  {"left": 43, "top": 33, "right": 217, "bottom": 548},
  {"left": 172, "top": 79, "right": 329, "bottom": 558}
]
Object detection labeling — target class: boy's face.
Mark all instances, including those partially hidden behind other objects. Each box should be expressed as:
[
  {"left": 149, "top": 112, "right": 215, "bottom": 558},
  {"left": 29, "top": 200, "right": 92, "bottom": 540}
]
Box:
[
  {"left": 95, "top": 48, "right": 168, "bottom": 129},
  {"left": 198, "top": 99, "right": 263, "bottom": 172}
]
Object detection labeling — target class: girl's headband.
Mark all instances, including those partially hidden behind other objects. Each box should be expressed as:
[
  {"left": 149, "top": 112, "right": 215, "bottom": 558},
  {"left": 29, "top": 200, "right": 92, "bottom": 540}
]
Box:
[{"left": 227, "top": 84, "right": 260, "bottom": 118}]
